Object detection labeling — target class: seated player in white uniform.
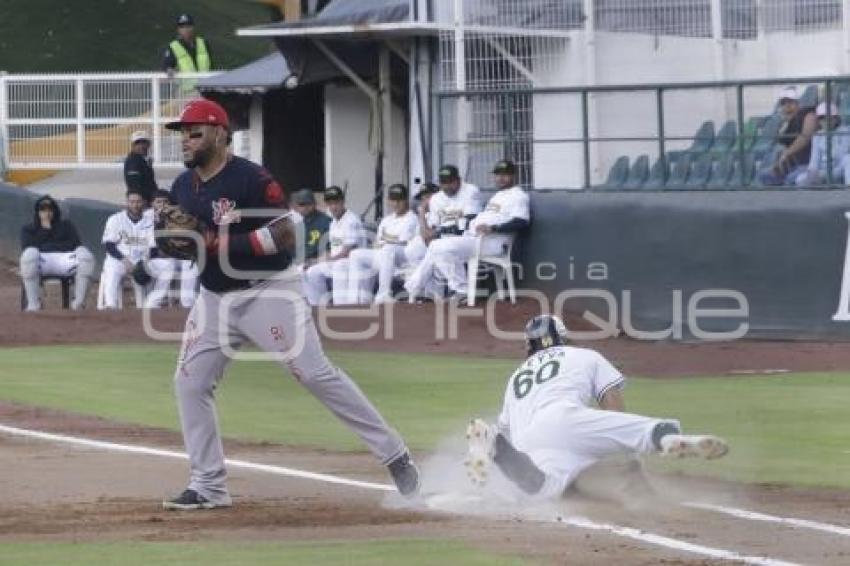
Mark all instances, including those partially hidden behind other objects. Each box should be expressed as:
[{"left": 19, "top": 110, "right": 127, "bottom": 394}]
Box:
[
  {"left": 465, "top": 315, "right": 729, "bottom": 500},
  {"left": 404, "top": 165, "right": 483, "bottom": 300},
  {"left": 348, "top": 184, "right": 418, "bottom": 304},
  {"left": 150, "top": 189, "right": 199, "bottom": 308},
  {"left": 404, "top": 182, "right": 441, "bottom": 268},
  {"left": 19, "top": 195, "right": 95, "bottom": 311},
  {"left": 406, "top": 159, "right": 530, "bottom": 303},
  {"left": 100, "top": 189, "right": 172, "bottom": 309},
  {"left": 304, "top": 185, "right": 365, "bottom": 306}
]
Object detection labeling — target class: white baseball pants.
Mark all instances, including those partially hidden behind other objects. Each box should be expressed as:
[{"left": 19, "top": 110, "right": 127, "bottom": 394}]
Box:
[{"left": 347, "top": 245, "right": 406, "bottom": 304}]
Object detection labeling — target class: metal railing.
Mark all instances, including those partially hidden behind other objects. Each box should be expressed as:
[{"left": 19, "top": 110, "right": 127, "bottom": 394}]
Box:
[
  {"left": 0, "top": 71, "right": 238, "bottom": 170},
  {"left": 436, "top": 75, "right": 850, "bottom": 191}
]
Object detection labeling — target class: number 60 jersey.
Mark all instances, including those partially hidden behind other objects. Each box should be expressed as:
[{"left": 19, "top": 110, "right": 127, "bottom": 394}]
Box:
[{"left": 497, "top": 346, "right": 625, "bottom": 441}]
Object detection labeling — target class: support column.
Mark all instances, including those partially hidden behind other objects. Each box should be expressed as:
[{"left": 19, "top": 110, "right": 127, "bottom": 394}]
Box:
[{"left": 249, "top": 94, "right": 264, "bottom": 164}]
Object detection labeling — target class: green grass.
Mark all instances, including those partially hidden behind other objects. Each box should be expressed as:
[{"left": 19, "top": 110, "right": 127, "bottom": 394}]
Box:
[
  {"left": 0, "top": 344, "right": 848, "bottom": 489},
  {"left": 0, "top": 540, "right": 527, "bottom": 566},
  {"left": 0, "top": 0, "right": 276, "bottom": 73}
]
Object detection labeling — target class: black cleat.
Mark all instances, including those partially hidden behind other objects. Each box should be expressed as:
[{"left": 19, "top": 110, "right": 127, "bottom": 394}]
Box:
[
  {"left": 162, "top": 489, "right": 230, "bottom": 511},
  {"left": 387, "top": 452, "right": 421, "bottom": 497}
]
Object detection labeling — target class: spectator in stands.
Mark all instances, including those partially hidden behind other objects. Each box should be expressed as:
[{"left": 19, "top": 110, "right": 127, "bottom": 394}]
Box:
[
  {"left": 758, "top": 86, "right": 818, "bottom": 186},
  {"left": 795, "top": 102, "right": 850, "bottom": 186},
  {"left": 348, "top": 184, "right": 418, "bottom": 304},
  {"left": 405, "top": 160, "right": 530, "bottom": 303},
  {"left": 20, "top": 195, "right": 94, "bottom": 311},
  {"left": 124, "top": 130, "right": 157, "bottom": 204},
  {"left": 99, "top": 189, "right": 170, "bottom": 309},
  {"left": 163, "top": 13, "right": 212, "bottom": 76},
  {"left": 149, "top": 189, "right": 198, "bottom": 308},
  {"left": 303, "top": 186, "right": 366, "bottom": 305},
  {"left": 292, "top": 188, "right": 331, "bottom": 267}
]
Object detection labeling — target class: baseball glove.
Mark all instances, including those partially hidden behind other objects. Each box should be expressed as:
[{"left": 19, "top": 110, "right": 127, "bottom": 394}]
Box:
[
  {"left": 131, "top": 261, "right": 153, "bottom": 287},
  {"left": 155, "top": 203, "right": 207, "bottom": 261}
]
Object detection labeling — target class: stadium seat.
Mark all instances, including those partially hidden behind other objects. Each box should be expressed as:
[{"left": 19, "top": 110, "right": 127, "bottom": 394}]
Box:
[
  {"left": 685, "top": 152, "right": 713, "bottom": 189},
  {"left": 728, "top": 152, "right": 756, "bottom": 187},
  {"left": 705, "top": 153, "right": 734, "bottom": 189},
  {"left": 712, "top": 120, "right": 737, "bottom": 154},
  {"left": 598, "top": 156, "right": 629, "bottom": 190},
  {"left": 687, "top": 120, "right": 715, "bottom": 154},
  {"left": 751, "top": 114, "right": 782, "bottom": 159},
  {"left": 800, "top": 84, "right": 818, "bottom": 109},
  {"left": 623, "top": 154, "right": 649, "bottom": 189},
  {"left": 643, "top": 155, "right": 668, "bottom": 189},
  {"left": 666, "top": 153, "right": 692, "bottom": 188},
  {"left": 733, "top": 116, "right": 764, "bottom": 153}
]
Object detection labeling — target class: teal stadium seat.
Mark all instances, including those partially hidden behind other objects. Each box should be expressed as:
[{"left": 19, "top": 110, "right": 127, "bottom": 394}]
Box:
[
  {"left": 623, "top": 154, "right": 649, "bottom": 190},
  {"left": 666, "top": 153, "right": 692, "bottom": 188},
  {"left": 706, "top": 153, "right": 734, "bottom": 189},
  {"left": 728, "top": 152, "right": 756, "bottom": 187},
  {"left": 799, "top": 84, "right": 818, "bottom": 109},
  {"left": 712, "top": 120, "right": 737, "bottom": 154},
  {"left": 734, "top": 116, "right": 765, "bottom": 153},
  {"left": 643, "top": 156, "right": 668, "bottom": 189},
  {"left": 685, "top": 152, "right": 713, "bottom": 189},
  {"left": 598, "top": 156, "right": 629, "bottom": 190},
  {"left": 751, "top": 114, "right": 782, "bottom": 159},
  {"left": 687, "top": 120, "right": 715, "bottom": 154}
]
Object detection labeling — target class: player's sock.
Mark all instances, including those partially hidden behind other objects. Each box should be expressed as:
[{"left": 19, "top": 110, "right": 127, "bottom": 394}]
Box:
[
  {"left": 651, "top": 421, "right": 682, "bottom": 451},
  {"left": 492, "top": 433, "right": 546, "bottom": 495}
]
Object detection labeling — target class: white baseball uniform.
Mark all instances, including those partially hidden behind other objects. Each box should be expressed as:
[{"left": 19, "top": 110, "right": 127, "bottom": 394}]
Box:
[
  {"left": 348, "top": 210, "right": 418, "bottom": 304},
  {"left": 406, "top": 185, "right": 529, "bottom": 298},
  {"left": 497, "top": 345, "right": 676, "bottom": 499},
  {"left": 100, "top": 209, "right": 171, "bottom": 309},
  {"left": 428, "top": 182, "right": 483, "bottom": 233},
  {"left": 403, "top": 183, "right": 483, "bottom": 298},
  {"left": 304, "top": 209, "right": 365, "bottom": 305}
]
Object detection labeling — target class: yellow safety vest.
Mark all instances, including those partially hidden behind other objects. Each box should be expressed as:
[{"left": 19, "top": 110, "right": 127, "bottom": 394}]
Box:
[{"left": 169, "top": 37, "right": 211, "bottom": 72}]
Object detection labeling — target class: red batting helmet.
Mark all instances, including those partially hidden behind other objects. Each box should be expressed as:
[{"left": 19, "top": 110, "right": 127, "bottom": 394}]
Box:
[{"left": 166, "top": 99, "right": 229, "bottom": 131}]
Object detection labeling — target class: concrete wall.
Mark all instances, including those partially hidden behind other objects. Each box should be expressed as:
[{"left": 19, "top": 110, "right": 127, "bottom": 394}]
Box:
[
  {"left": 522, "top": 189, "right": 850, "bottom": 340},
  {"left": 324, "top": 84, "right": 407, "bottom": 219}
]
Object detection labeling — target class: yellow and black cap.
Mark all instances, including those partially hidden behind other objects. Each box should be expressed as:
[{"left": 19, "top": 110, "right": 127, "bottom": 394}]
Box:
[
  {"left": 438, "top": 164, "right": 460, "bottom": 181},
  {"left": 492, "top": 159, "right": 517, "bottom": 175},
  {"left": 324, "top": 185, "right": 345, "bottom": 201}
]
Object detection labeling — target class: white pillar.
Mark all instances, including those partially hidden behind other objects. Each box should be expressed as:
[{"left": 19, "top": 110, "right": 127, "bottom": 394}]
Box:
[
  {"left": 583, "top": 0, "right": 600, "bottom": 186},
  {"left": 453, "top": 0, "right": 469, "bottom": 174},
  {"left": 249, "top": 94, "right": 264, "bottom": 164}
]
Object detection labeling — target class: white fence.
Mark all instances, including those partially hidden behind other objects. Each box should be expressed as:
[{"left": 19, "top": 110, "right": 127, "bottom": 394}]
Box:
[{"left": 0, "top": 71, "right": 249, "bottom": 170}]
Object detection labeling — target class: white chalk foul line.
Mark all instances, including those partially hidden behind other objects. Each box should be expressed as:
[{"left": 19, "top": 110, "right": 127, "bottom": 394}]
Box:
[
  {"left": 0, "top": 423, "right": 392, "bottom": 492},
  {"left": 685, "top": 501, "right": 850, "bottom": 538},
  {"left": 555, "top": 516, "right": 800, "bottom": 566},
  {"left": 0, "top": 423, "right": 800, "bottom": 565}
]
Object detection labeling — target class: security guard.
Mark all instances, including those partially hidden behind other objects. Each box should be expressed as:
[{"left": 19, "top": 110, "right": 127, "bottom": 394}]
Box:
[{"left": 163, "top": 14, "right": 212, "bottom": 75}]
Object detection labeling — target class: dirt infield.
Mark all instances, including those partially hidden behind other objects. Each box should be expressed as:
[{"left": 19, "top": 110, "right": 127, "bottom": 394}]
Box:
[
  {"left": 4, "top": 265, "right": 850, "bottom": 563},
  {"left": 2, "top": 401, "right": 850, "bottom": 564}
]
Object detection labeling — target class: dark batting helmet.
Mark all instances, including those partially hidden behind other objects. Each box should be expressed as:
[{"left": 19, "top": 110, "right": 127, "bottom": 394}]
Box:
[{"left": 524, "top": 315, "right": 568, "bottom": 355}]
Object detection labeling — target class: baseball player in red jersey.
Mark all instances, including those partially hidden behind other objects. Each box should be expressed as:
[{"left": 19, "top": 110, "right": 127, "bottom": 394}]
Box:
[{"left": 160, "top": 99, "right": 419, "bottom": 509}]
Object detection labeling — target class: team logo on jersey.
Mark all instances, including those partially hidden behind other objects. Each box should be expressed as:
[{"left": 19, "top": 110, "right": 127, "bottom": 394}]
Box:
[{"left": 212, "top": 198, "right": 241, "bottom": 225}]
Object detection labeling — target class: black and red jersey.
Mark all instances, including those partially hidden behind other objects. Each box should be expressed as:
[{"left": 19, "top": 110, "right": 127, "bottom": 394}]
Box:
[{"left": 170, "top": 156, "right": 289, "bottom": 293}]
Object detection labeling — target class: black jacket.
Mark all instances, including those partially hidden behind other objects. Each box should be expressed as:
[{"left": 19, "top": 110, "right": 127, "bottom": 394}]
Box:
[
  {"left": 124, "top": 152, "right": 157, "bottom": 202},
  {"left": 20, "top": 195, "right": 82, "bottom": 253}
]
